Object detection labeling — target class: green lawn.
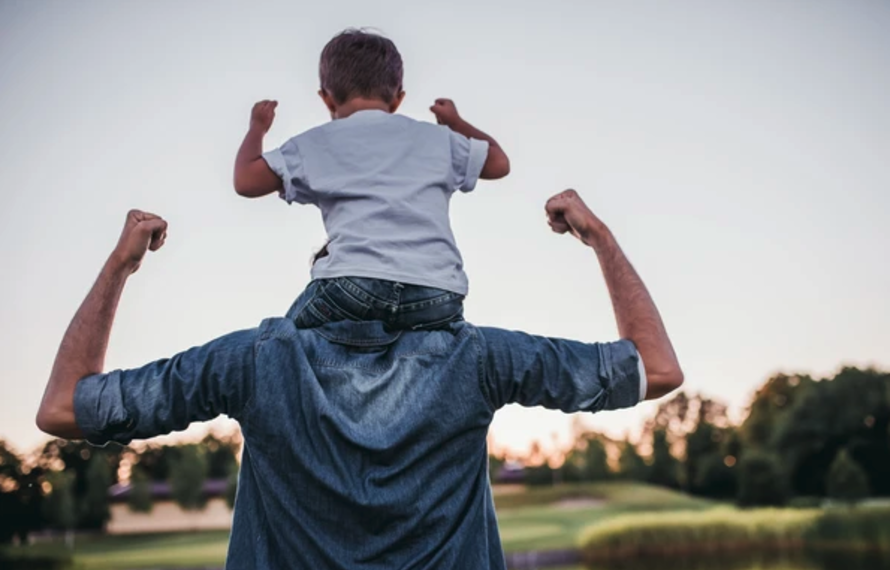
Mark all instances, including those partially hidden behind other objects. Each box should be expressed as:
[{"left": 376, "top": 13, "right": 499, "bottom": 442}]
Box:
[{"left": 5, "top": 482, "right": 711, "bottom": 569}]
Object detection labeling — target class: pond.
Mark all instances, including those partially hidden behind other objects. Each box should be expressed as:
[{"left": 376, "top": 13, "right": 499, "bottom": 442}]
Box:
[{"left": 506, "top": 550, "right": 890, "bottom": 570}]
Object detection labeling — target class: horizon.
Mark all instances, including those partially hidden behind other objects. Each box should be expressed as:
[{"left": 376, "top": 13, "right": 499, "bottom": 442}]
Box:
[{"left": 1, "top": 1, "right": 889, "bottom": 457}]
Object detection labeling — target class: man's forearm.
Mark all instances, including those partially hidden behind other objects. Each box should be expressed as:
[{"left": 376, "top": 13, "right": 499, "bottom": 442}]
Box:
[
  {"left": 37, "top": 257, "right": 130, "bottom": 438},
  {"left": 589, "top": 230, "right": 682, "bottom": 399}
]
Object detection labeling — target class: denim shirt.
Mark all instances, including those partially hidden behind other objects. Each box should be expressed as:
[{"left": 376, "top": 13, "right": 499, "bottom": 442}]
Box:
[{"left": 74, "top": 318, "right": 644, "bottom": 569}]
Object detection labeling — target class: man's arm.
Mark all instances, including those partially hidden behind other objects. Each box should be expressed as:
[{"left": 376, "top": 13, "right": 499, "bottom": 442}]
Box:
[
  {"left": 36, "top": 211, "right": 168, "bottom": 438},
  {"left": 430, "top": 99, "right": 510, "bottom": 180},
  {"left": 233, "top": 100, "right": 283, "bottom": 198},
  {"left": 545, "top": 189, "right": 684, "bottom": 400}
]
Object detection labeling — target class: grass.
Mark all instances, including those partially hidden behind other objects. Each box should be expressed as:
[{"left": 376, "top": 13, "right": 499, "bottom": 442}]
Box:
[
  {"left": 2, "top": 482, "right": 709, "bottom": 569},
  {"left": 496, "top": 482, "right": 712, "bottom": 552},
  {"left": 578, "top": 504, "right": 890, "bottom": 563}
]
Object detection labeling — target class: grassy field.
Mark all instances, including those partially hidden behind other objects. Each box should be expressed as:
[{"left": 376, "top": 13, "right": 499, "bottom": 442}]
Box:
[{"left": 3, "top": 482, "right": 710, "bottom": 569}]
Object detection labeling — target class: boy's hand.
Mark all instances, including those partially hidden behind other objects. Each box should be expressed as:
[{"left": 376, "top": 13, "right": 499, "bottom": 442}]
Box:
[
  {"left": 250, "top": 100, "right": 278, "bottom": 133},
  {"left": 430, "top": 99, "right": 462, "bottom": 127}
]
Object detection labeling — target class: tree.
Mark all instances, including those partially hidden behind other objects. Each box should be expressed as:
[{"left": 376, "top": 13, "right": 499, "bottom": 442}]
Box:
[
  {"left": 647, "top": 429, "right": 680, "bottom": 489},
  {"left": 736, "top": 451, "right": 787, "bottom": 507},
  {"left": 43, "top": 471, "right": 77, "bottom": 548},
  {"left": 741, "top": 373, "right": 814, "bottom": 449},
  {"left": 80, "top": 452, "right": 112, "bottom": 529},
  {"left": 203, "top": 434, "right": 239, "bottom": 480},
  {"left": 169, "top": 445, "right": 207, "bottom": 510},
  {"left": 128, "top": 466, "right": 153, "bottom": 513},
  {"left": 617, "top": 440, "right": 648, "bottom": 481},
  {"left": 684, "top": 411, "right": 724, "bottom": 493},
  {"left": 826, "top": 448, "right": 870, "bottom": 504},
  {"left": 772, "top": 368, "right": 890, "bottom": 498},
  {"left": 0, "top": 440, "right": 45, "bottom": 544},
  {"left": 694, "top": 453, "right": 737, "bottom": 499},
  {"left": 135, "top": 444, "right": 177, "bottom": 481},
  {"left": 36, "top": 439, "right": 123, "bottom": 530},
  {"left": 564, "top": 434, "right": 610, "bottom": 482}
]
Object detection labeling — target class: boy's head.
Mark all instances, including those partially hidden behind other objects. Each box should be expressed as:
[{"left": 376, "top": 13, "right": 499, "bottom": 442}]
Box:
[{"left": 319, "top": 29, "right": 405, "bottom": 117}]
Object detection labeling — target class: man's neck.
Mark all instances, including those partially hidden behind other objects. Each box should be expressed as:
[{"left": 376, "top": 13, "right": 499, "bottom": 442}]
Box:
[{"left": 334, "top": 98, "right": 391, "bottom": 119}]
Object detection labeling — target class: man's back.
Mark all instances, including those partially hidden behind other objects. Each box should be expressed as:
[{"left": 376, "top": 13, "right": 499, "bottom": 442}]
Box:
[
  {"left": 221, "top": 316, "right": 644, "bottom": 568},
  {"left": 235, "top": 319, "right": 499, "bottom": 568}
]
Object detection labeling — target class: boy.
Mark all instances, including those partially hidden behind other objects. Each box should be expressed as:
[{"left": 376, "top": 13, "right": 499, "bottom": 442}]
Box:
[{"left": 233, "top": 29, "right": 510, "bottom": 330}]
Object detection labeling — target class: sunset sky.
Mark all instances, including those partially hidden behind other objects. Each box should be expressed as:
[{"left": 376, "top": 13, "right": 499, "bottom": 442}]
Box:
[{"left": 1, "top": 0, "right": 888, "bottom": 457}]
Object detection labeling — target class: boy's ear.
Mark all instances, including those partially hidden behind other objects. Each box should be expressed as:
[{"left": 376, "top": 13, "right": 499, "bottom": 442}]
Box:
[
  {"left": 318, "top": 89, "right": 338, "bottom": 118},
  {"left": 389, "top": 90, "right": 406, "bottom": 113}
]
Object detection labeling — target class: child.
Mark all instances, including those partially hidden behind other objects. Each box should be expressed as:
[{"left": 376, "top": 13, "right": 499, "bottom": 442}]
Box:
[{"left": 233, "top": 29, "right": 510, "bottom": 330}]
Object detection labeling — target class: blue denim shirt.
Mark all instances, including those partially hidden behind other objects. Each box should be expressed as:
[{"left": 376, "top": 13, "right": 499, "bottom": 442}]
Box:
[{"left": 74, "top": 318, "right": 644, "bottom": 569}]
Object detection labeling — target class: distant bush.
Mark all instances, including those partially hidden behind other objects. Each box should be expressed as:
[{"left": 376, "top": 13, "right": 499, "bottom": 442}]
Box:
[
  {"left": 0, "top": 549, "right": 72, "bottom": 570},
  {"left": 579, "top": 505, "right": 890, "bottom": 563},
  {"left": 788, "top": 496, "right": 823, "bottom": 509}
]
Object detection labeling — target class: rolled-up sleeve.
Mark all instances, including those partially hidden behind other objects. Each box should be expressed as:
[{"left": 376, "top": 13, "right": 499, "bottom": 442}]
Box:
[
  {"left": 478, "top": 328, "right": 645, "bottom": 413},
  {"left": 74, "top": 328, "right": 259, "bottom": 446},
  {"left": 448, "top": 131, "right": 489, "bottom": 193},
  {"left": 262, "top": 138, "right": 315, "bottom": 205}
]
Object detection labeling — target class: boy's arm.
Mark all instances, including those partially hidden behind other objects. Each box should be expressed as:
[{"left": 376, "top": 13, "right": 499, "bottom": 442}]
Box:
[
  {"left": 431, "top": 99, "right": 510, "bottom": 180},
  {"left": 233, "top": 100, "right": 283, "bottom": 198}
]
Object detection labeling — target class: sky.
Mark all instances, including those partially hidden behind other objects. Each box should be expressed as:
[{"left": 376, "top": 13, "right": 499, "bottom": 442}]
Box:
[{"left": 1, "top": 0, "right": 888, "bottom": 458}]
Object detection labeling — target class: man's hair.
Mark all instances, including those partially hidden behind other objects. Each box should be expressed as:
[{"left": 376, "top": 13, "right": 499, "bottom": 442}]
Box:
[{"left": 319, "top": 29, "right": 403, "bottom": 105}]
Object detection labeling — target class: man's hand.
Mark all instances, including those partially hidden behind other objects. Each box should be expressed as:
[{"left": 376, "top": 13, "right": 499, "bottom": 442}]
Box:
[
  {"left": 430, "top": 98, "right": 461, "bottom": 127},
  {"left": 111, "top": 210, "right": 168, "bottom": 274},
  {"left": 545, "top": 189, "right": 609, "bottom": 247},
  {"left": 250, "top": 100, "right": 278, "bottom": 133}
]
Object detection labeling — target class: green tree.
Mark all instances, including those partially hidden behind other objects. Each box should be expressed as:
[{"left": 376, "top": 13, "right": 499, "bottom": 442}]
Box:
[
  {"left": 203, "top": 434, "right": 239, "bottom": 480},
  {"left": 488, "top": 453, "right": 505, "bottom": 484},
  {"left": 694, "top": 453, "right": 737, "bottom": 499},
  {"left": 128, "top": 466, "right": 153, "bottom": 513},
  {"left": 43, "top": 471, "right": 77, "bottom": 547},
  {"left": 826, "top": 448, "right": 870, "bottom": 503},
  {"left": 80, "top": 452, "right": 112, "bottom": 529},
  {"left": 737, "top": 451, "right": 787, "bottom": 507},
  {"left": 773, "top": 368, "right": 890, "bottom": 497},
  {"left": 565, "top": 435, "right": 610, "bottom": 482},
  {"left": 617, "top": 440, "right": 648, "bottom": 481},
  {"left": 684, "top": 400, "right": 729, "bottom": 493},
  {"left": 169, "top": 445, "right": 208, "bottom": 510},
  {"left": 0, "top": 440, "right": 45, "bottom": 544},
  {"left": 741, "top": 373, "right": 814, "bottom": 449},
  {"left": 647, "top": 429, "right": 680, "bottom": 489}
]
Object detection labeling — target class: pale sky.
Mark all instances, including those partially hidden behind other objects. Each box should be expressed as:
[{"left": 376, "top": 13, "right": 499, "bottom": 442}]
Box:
[{"left": 1, "top": 0, "right": 888, "bottom": 457}]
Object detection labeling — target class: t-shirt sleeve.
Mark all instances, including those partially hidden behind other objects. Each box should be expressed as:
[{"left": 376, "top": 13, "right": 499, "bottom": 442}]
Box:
[
  {"left": 448, "top": 130, "right": 490, "bottom": 193},
  {"left": 477, "top": 327, "right": 646, "bottom": 413},
  {"left": 262, "top": 138, "right": 316, "bottom": 205}
]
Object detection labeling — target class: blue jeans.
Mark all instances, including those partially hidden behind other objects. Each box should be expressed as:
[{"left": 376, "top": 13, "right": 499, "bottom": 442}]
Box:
[{"left": 287, "top": 277, "right": 465, "bottom": 331}]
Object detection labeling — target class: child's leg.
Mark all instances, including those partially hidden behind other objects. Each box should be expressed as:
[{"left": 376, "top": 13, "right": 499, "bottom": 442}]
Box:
[
  {"left": 288, "top": 278, "right": 373, "bottom": 329},
  {"left": 389, "top": 285, "right": 465, "bottom": 331}
]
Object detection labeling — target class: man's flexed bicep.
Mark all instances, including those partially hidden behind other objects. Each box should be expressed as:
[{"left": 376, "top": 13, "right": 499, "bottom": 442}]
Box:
[
  {"left": 478, "top": 328, "right": 645, "bottom": 413},
  {"left": 74, "top": 328, "right": 258, "bottom": 446}
]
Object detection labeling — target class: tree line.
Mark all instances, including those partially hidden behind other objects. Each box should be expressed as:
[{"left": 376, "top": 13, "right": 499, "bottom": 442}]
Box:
[
  {"left": 493, "top": 366, "right": 889, "bottom": 507},
  {"left": 0, "top": 434, "right": 239, "bottom": 543}
]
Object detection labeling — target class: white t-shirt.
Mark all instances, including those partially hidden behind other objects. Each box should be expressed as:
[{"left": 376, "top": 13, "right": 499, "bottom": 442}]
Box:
[{"left": 263, "top": 110, "right": 489, "bottom": 295}]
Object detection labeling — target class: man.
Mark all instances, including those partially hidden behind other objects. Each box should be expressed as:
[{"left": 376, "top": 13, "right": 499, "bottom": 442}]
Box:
[{"left": 37, "top": 189, "right": 682, "bottom": 569}]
